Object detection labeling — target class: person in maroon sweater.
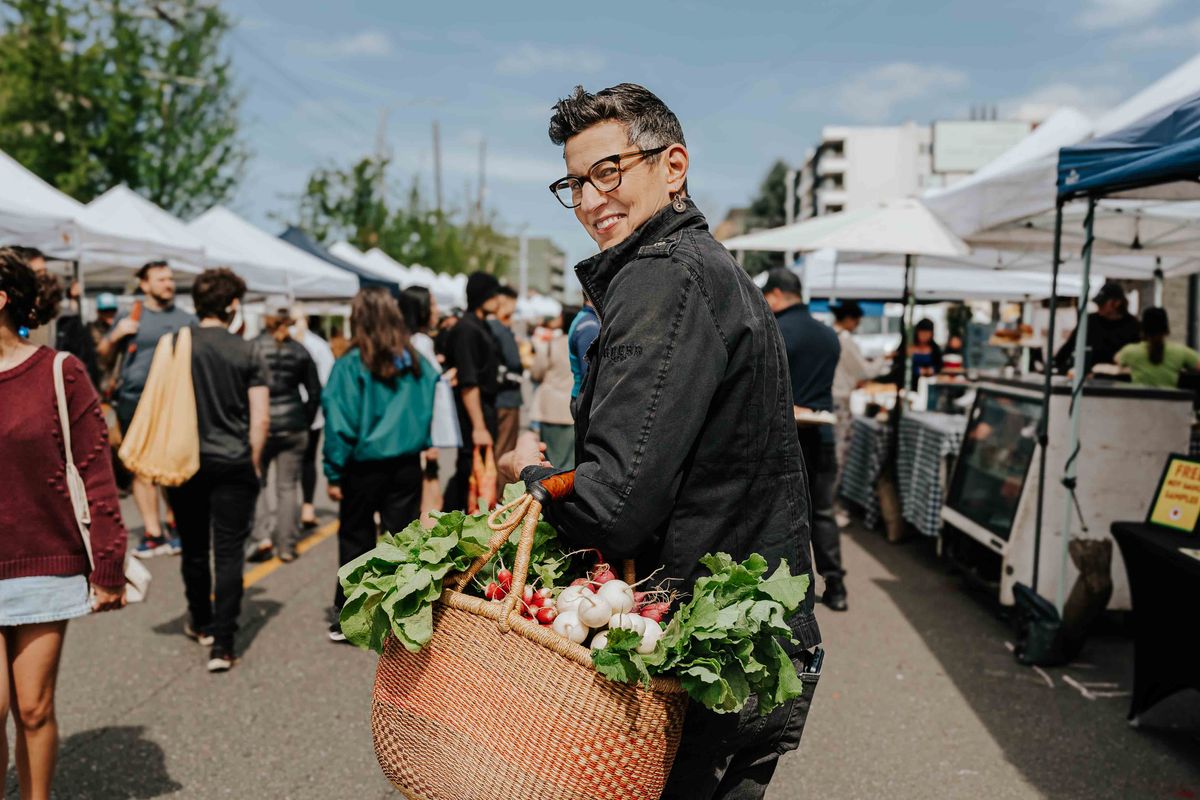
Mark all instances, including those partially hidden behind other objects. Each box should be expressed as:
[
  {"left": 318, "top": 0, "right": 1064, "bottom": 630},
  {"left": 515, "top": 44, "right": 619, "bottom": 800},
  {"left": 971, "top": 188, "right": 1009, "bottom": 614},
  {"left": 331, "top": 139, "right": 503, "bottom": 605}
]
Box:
[{"left": 0, "top": 247, "right": 126, "bottom": 799}]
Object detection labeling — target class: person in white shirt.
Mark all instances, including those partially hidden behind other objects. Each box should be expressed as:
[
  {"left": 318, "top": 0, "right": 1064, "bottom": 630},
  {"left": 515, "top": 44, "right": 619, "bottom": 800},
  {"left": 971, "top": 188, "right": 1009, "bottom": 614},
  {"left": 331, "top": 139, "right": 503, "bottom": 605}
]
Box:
[
  {"left": 831, "top": 301, "right": 870, "bottom": 477},
  {"left": 291, "top": 313, "right": 336, "bottom": 530}
]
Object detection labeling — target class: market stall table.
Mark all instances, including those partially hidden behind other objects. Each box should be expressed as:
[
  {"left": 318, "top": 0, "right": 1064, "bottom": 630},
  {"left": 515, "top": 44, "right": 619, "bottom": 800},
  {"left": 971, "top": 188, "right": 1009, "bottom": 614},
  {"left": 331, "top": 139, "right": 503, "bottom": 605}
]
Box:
[
  {"left": 897, "top": 412, "right": 968, "bottom": 538},
  {"left": 839, "top": 415, "right": 889, "bottom": 528},
  {"left": 1110, "top": 521, "right": 1200, "bottom": 721}
]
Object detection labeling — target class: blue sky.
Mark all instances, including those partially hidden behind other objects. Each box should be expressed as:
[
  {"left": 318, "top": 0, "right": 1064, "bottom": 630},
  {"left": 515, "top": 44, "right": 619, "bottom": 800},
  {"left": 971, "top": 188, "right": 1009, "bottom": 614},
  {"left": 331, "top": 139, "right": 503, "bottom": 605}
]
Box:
[{"left": 222, "top": 0, "right": 1200, "bottom": 273}]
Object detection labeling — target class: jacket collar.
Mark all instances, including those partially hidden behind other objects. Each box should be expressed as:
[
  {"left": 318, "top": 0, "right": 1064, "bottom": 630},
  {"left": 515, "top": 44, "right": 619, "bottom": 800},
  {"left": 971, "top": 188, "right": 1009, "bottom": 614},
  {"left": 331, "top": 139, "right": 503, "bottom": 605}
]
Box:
[{"left": 573, "top": 198, "right": 707, "bottom": 319}]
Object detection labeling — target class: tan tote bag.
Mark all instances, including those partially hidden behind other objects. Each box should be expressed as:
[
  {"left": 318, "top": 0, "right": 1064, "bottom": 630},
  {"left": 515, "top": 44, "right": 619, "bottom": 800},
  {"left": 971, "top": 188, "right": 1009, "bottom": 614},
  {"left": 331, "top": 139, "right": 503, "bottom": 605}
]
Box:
[
  {"left": 54, "top": 353, "right": 152, "bottom": 603},
  {"left": 117, "top": 326, "right": 200, "bottom": 487}
]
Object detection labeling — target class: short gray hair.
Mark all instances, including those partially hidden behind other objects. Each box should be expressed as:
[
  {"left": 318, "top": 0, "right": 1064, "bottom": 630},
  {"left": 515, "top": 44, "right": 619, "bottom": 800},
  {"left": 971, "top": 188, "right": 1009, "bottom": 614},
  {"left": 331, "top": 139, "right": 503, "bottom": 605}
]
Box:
[{"left": 548, "top": 83, "right": 686, "bottom": 153}]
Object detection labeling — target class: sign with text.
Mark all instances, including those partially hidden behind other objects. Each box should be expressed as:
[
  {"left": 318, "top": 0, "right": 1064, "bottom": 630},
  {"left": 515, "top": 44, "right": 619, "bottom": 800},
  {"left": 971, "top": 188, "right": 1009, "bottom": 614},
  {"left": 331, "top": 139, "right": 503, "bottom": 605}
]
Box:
[{"left": 1148, "top": 455, "right": 1200, "bottom": 533}]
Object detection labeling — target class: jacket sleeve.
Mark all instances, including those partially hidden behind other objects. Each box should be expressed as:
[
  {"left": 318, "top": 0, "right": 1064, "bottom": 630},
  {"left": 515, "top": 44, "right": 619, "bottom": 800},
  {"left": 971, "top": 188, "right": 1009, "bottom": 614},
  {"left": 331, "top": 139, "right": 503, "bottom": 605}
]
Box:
[
  {"left": 300, "top": 348, "right": 322, "bottom": 427},
  {"left": 63, "top": 355, "right": 127, "bottom": 587},
  {"left": 534, "top": 259, "right": 728, "bottom": 559},
  {"left": 321, "top": 358, "right": 361, "bottom": 484}
]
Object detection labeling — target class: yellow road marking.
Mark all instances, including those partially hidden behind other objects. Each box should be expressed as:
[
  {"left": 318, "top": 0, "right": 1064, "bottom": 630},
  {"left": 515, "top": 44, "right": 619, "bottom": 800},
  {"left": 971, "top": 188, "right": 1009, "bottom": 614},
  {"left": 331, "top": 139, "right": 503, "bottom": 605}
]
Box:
[{"left": 243, "top": 520, "right": 339, "bottom": 588}]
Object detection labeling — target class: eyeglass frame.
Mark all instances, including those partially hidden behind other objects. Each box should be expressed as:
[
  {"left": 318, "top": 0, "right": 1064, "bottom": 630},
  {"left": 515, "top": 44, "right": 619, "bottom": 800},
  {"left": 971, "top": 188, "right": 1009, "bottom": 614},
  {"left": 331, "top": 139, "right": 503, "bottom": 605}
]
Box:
[{"left": 548, "top": 145, "right": 670, "bottom": 208}]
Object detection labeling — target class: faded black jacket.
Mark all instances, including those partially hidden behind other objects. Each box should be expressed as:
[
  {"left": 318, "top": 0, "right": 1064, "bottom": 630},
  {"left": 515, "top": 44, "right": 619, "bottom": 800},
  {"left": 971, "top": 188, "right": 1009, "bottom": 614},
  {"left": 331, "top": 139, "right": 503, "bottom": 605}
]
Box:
[
  {"left": 252, "top": 333, "right": 322, "bottom": 436},
  {"left": 522, "top": 199, "right": 820, "bottom": 650}
]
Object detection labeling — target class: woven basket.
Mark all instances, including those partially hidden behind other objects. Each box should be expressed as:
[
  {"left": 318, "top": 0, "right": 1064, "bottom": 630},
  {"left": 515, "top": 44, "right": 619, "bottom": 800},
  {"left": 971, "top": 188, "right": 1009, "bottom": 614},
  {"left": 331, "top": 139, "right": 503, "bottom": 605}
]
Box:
[{"left": 371, "top": 489, "right": 688, "bottom": 800}]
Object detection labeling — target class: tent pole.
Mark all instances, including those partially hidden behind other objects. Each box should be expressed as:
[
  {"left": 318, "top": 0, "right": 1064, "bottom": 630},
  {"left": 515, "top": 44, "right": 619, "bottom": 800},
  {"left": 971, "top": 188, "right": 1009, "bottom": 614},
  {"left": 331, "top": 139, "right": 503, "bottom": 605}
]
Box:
[
  {"left": 1057, "top": 196, "right": 1096, "bottom": 614},
  {"left": 1153, "top": 259, "right": 1164, "bottom": 307},
  {"left": 1032, "top": 202, "right": 1063, "bottom": 597},
  {"left": 901, "top": 254, "right": 916, "bottom": 400}
]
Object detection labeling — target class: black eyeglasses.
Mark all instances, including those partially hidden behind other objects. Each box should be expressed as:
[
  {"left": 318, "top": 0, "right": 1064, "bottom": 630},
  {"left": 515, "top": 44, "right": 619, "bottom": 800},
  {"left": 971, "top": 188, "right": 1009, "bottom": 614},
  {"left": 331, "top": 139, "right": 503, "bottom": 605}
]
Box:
[{"left": 549, "top": 146, "right": 669, "bottom": 208}]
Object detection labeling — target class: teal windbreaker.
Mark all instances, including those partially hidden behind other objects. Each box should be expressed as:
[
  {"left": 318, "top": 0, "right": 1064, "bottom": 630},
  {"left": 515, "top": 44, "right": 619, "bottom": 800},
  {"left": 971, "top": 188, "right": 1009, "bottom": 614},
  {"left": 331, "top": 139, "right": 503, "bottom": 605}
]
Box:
[{"left": 321, "top": 347, "right": 438, "bottom": 484}]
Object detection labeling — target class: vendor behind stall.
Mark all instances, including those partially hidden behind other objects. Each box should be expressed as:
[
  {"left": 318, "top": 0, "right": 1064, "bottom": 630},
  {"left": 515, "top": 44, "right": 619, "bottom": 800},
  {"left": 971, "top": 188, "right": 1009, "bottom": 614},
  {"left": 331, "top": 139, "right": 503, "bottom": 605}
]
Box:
[
  {"left": 1116, "top": 307, "right": 1199, "bottom": 388},
  {"left": 1054, "top": 281, "right": 1140, "bottom": 374},
  {"left": 882, "top": 318, "right": 942, "bottom": 387}
]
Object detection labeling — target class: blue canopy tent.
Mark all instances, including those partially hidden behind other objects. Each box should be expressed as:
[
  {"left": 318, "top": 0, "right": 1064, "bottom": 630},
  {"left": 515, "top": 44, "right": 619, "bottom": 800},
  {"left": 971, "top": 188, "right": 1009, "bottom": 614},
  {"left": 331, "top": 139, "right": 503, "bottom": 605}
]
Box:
[
  {"left": 1029, "top": 90, "right": 1200, "bottom": 612},
  {"left": 278, "top": 226, "right": 399, "bottom": 295}
]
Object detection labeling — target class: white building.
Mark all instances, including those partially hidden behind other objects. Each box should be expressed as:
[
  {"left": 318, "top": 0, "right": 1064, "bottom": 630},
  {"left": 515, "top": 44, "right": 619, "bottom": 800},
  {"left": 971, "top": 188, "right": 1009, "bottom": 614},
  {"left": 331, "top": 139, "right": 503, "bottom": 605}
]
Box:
[
  {"left": 797, "top": 120, "right": 1031, "bottom": 219},
  {"left": 798, "top": 122, "right": 935, "bottom": 218}
]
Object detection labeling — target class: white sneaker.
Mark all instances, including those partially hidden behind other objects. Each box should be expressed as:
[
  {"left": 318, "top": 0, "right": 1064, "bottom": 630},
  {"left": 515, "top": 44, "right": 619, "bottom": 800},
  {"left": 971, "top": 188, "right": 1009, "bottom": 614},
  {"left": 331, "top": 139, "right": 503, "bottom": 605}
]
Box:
[
  {"left": 183, "top": 622, "right": 214, "bottom": 648},
  {"left": 207, "top": 650, "right": 234, "bottom": 673}
]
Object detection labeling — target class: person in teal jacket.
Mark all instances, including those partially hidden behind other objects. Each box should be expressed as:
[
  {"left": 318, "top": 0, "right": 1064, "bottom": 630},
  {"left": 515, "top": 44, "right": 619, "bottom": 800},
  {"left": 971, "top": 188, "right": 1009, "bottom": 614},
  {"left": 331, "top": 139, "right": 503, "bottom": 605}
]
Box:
[{"left": 323, "top": 288, "right": 437, "bottom": 642}]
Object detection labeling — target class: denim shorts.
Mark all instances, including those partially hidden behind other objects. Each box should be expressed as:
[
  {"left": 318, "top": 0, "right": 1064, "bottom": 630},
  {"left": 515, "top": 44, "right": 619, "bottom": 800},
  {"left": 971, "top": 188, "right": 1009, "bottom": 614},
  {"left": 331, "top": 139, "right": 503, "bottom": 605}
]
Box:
[{"left": 0, "top": 575, "right": 91, "bottom": 627}]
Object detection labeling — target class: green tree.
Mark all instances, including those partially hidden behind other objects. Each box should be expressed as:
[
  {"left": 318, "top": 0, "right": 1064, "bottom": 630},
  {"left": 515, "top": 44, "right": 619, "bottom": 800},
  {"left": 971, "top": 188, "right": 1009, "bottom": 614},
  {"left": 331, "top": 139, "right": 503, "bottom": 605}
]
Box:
[
  {"left": 288, "top": 155, "right": 511, "bottom": 277},
  {"left": 740, "top": 160, "right": 799, "bottom": 275},
  {"left": 0, "top": 0, "right": 247, "bottom": 216}
]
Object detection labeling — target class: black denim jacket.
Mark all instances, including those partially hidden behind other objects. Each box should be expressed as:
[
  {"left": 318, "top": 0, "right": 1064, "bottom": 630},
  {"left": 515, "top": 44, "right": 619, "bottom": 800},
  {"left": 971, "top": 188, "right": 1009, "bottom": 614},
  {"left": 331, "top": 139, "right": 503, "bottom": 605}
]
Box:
[{"left": 522, "top": 199, "right": 821, "bottom": 650}]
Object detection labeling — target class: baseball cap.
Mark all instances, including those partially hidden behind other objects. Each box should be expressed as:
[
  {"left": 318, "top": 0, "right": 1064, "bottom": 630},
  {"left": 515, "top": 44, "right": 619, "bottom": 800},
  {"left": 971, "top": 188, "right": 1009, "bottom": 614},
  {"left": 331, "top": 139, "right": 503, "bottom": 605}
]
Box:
[{"left": 96, "top": 292, "right": 118, "bottom": 311}]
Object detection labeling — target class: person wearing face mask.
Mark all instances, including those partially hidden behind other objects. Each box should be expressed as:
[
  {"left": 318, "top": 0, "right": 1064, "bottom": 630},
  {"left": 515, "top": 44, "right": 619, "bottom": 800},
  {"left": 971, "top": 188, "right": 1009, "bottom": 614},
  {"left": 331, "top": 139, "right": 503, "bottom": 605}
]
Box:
[{"left": 500, "top": 83, "right": 823, "bottom": 800}]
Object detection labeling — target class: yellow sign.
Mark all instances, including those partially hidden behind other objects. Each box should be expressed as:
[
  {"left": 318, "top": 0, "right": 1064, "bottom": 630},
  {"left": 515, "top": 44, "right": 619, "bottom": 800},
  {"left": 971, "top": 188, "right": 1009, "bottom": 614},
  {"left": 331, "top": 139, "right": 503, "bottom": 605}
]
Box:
[{"left": 1149, "top": 457, "right": 1200, "bottom": 533}]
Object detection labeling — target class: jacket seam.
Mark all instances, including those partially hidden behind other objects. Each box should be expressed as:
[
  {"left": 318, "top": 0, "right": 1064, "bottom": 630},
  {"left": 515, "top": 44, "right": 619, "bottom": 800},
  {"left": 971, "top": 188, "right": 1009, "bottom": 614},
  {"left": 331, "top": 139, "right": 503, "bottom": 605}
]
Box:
[
  {"left": 599, "top": 279, "right": 693, "bottom": 538},
  {"left": 675, "top": 234, "right": 731, "bottom": 353}
]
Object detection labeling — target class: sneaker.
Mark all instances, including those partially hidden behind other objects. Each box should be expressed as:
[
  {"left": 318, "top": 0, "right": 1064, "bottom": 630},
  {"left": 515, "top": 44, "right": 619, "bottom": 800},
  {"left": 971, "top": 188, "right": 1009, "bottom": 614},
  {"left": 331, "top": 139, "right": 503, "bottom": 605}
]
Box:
[
  {"left": 133, "top": 534, "right": 177, "bottom": 559},
  {"left": 161, "top": 535, "right": 182, "bottom": 556},
  {"left": 328, "top": 622, "right": 347, "bottom": 643},
  {"left": 207, "top": 648, "right": 235, "bottom": 673},
  {"left": 246, "top": 540, "right": 274, "bottom": 563},
  {"left": 183, "top": 621, "right": 214, "bottom": 648}
]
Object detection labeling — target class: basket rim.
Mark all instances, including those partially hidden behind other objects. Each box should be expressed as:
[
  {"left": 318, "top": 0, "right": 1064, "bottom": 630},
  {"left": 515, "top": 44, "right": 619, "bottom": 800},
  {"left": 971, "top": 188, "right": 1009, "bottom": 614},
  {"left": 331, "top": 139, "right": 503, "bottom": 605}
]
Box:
[{"left": 437, "top": 588, "right": 685, "bottom": 695}]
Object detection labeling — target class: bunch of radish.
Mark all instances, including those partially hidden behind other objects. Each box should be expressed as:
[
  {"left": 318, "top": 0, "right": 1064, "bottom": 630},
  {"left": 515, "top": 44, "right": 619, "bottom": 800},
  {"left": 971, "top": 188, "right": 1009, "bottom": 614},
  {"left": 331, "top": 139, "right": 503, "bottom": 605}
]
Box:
[
  {"left": 481, "top": 567, "right": 559, "bottom": 626},
  {"left": 546, "top": 562, "right": 670, "bottom": 655}
]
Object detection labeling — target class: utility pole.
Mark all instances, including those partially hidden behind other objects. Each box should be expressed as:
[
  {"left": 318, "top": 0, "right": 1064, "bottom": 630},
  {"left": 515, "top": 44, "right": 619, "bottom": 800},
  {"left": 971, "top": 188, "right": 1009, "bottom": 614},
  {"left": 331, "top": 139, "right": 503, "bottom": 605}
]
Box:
[
  {"left": 432, "top": 120, "right": 443, "bottom": 215},
  {"left": 784, "top": 166, "right": 796, "bottom": 268},
  {"left": 476, "top": 139, "right": 487, "bottom": 224},
  {"left": 375, "top": 107, "right": 391, "bottom": 197}
]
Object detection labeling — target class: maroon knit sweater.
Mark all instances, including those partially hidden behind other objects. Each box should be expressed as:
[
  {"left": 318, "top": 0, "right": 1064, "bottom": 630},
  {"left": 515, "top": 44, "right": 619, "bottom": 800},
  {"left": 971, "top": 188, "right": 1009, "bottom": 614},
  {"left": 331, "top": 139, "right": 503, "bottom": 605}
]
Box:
[{"left": 0, "top": 347, "right": 127, "bottom": 587}]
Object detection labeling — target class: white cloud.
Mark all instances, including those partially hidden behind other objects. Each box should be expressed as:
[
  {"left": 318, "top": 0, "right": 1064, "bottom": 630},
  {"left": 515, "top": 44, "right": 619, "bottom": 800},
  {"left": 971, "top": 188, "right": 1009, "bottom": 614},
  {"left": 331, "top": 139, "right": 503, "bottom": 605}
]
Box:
[
  {"left": 296, "top": 31, "right": 394, "bottom": 59},
  {"left": 1001, "top": 82, "right": 1124, "bottom": 122},
  {"left": 1114, "top": 15, "right": 1200, "bottom": 48},
  {"left": 495, "top": 44, "right": 605, "bottom": 76},
  {"left": 833, "top": 63, "right": 968, "bottom": 123},
  {"left": 1076, "top": 0, "right": 1173, "bottom": 30}
]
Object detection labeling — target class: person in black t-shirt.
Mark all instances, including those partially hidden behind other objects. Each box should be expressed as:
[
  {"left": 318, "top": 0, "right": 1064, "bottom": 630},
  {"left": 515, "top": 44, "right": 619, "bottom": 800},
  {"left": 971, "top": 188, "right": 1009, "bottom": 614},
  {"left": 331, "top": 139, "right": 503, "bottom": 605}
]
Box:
[
  {"left": 165, "top": 268, "right": 270, "bottom": 673},
  {"left": 442, "top": 271, "right": 502, "bottom": 511}
]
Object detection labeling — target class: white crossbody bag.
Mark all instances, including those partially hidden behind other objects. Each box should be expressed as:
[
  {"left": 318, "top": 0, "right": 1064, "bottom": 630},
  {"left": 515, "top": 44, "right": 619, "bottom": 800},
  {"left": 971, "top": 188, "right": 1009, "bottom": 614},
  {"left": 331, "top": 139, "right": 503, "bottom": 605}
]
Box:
[{"left": 53, "top": 352, "right": 152, "bottom": 604}]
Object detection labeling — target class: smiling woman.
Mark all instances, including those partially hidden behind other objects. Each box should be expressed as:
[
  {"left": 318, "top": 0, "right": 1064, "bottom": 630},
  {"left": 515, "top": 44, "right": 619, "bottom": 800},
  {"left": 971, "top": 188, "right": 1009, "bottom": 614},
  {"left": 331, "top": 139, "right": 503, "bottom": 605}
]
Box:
[{"left": 500, "top": 84, "right": 824, "bottom": 800}]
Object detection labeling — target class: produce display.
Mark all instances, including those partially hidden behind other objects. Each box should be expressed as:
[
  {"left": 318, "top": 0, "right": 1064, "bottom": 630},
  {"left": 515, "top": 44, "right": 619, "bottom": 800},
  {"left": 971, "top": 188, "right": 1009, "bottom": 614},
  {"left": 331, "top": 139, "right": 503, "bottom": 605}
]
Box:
[{"left": 338, "top": 483, "right": 811, "bottom": 714}]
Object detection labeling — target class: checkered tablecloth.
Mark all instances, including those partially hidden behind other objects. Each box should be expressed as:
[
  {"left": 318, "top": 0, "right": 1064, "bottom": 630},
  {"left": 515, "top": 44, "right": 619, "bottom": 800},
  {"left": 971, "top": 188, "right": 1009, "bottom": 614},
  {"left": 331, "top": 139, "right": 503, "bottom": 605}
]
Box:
[
  {"left": 896, "top": 412, "right": 967, "bottom": 538},
  {"left": 838, "top": 416, "right": 889, "bottom": 527}
]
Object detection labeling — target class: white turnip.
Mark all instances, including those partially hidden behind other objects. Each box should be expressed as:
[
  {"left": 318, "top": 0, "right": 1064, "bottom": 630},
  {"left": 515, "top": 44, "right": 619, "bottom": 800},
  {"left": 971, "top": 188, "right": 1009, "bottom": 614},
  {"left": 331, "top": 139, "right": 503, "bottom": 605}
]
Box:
[
  {"left": 608, "top": 613, "right": 646, "bottom": 635},
  {"left": 596, "top": 580, "right": 635, "bottom": 615},
  {"left": 637, "top": 620, "right": 663, "bottom": 654},
  {"left": 551, "top": 610, "right": 588, "bottom": 644},
  {"left": 590, "top": 631, "right": 609, "bottom": 650},
  {"left": 576, "top": 593, "right": 613, "bottom": 627},
  {"left": 555, "top": 584, "right": 592, "bottom": 615}
]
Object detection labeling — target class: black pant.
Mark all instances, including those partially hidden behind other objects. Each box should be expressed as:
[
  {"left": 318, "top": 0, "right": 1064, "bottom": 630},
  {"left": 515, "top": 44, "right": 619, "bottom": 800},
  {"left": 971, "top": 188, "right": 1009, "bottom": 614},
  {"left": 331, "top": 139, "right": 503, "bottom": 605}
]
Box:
[
  {"left": 301, "top": 428, "right": 321, "bottom": 505},
  {"left": 444, "top": 403, "right": 497, "bottom": 512},
  {"left": 662, "top": 653, "right": 821, "bottom": 799},
  {"left": 333, "top": 455, "right": 422, "bottom": 612},
  {"left": 166, "top": 459, "right": 259, "bottom": 651},
  {"left": 798, "top": 427, "right": 842, "bottom": 580}
]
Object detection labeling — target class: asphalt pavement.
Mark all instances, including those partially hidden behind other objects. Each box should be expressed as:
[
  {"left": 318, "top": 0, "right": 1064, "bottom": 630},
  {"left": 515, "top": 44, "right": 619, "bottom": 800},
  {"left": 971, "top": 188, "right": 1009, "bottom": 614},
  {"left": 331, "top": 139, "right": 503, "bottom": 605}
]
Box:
[{"left": 13, "top": 498, "right": 1200, "bottom": 799}]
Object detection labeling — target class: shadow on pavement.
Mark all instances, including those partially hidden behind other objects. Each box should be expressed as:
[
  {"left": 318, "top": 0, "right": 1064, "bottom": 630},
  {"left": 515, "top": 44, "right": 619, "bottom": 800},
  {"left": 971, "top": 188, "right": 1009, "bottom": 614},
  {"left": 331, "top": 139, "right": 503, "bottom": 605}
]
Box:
[
  {"left": 150, "top": 586, "right": 283, "bottom": 658},
  {"left": 5, "top": 725, "right": 182, "bottom": 799},
  {"left": 852, "top": 526, "right": 1200, "bottom": 799}
]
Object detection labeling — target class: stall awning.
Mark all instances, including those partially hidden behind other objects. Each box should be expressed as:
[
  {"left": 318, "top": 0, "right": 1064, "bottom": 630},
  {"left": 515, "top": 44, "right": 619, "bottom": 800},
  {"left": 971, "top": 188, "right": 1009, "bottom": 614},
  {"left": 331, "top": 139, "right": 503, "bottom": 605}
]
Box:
[
  {"left": 279, "top": 227, "right": 394, "bottom": 292},
  {"left": 1058, "top": 88, "right": 1200, "bottom": 202}
]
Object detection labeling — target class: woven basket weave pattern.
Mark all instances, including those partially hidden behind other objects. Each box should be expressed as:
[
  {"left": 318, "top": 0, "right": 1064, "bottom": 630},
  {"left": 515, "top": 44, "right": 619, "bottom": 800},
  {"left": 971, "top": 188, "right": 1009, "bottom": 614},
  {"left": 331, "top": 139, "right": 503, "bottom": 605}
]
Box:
[{"left": 372, "top": 599, "right": 687, "bottom": 800}]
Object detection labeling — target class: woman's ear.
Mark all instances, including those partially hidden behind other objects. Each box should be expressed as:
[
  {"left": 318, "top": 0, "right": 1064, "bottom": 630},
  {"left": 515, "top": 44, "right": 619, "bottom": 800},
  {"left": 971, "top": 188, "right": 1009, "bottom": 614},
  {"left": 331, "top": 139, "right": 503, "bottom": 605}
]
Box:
[{"left": 664, "top": 144, "right": 689, "bottom": 195}]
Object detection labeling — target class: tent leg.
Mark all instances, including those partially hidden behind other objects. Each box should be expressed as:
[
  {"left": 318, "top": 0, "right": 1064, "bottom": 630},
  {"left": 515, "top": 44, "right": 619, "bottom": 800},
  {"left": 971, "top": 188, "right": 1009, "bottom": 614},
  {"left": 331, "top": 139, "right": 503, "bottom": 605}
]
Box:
[
  {"left": 1153, "top": 260, "right": 1164, "bottom": 307},
  {"left": 1032, "top": 203, "right": 1063, "bottom": 597},
  {"left": 902, "top": 254, "right": 916, "bottom": 398},
  {"left": 1057, "top": 197, "right": 1096, "bottom": 614}
]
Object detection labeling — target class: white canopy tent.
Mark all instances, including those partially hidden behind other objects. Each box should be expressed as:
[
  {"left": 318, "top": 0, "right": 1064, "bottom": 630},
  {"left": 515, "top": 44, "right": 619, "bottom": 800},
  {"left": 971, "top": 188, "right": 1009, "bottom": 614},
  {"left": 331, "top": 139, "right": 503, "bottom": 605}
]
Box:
[
  {"left": 81, "top": 185, "right": 207, "bottom": 285},
  {"left": 797, "top": 256, "right": 1086, "bottom": 302},
  {"left": 188, "top": 207, "right": 358, "bottom": 299},
  {"left": 329, "top": 241, "right": 410, "bottom": 286}
]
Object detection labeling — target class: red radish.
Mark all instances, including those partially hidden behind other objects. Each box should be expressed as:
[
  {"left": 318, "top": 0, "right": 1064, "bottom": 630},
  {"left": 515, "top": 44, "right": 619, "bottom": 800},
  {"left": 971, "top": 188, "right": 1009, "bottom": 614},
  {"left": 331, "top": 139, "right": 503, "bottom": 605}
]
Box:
[
  {"left": 570, "top": 578, "right": 591, "bottom": 587},
  {"left": 522, "top": 585, "right": 535, "bottom": 605},
  {"left": 640, "top": 609, "right": 665, "bottom": 623},
  {"left": 641, "top": 601, "right": 671, "bottom": 615},
  {"left": 497, "top": 569, "right": 513, "bottom": 591},
  {"left": 591, "top": 563, "right": 617, "bottom": 584},
  {"left": 535, "top": 587, "right": 555, "bottom": 605},
  {"left": 536, "top": 606, "right": 558, "bottom": 625},
  {"left": 484, "top": 582, "right": 500, "bottom": 600},
  {"left": 633, "top": 591, "right": 649, "bottom": 607}
]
